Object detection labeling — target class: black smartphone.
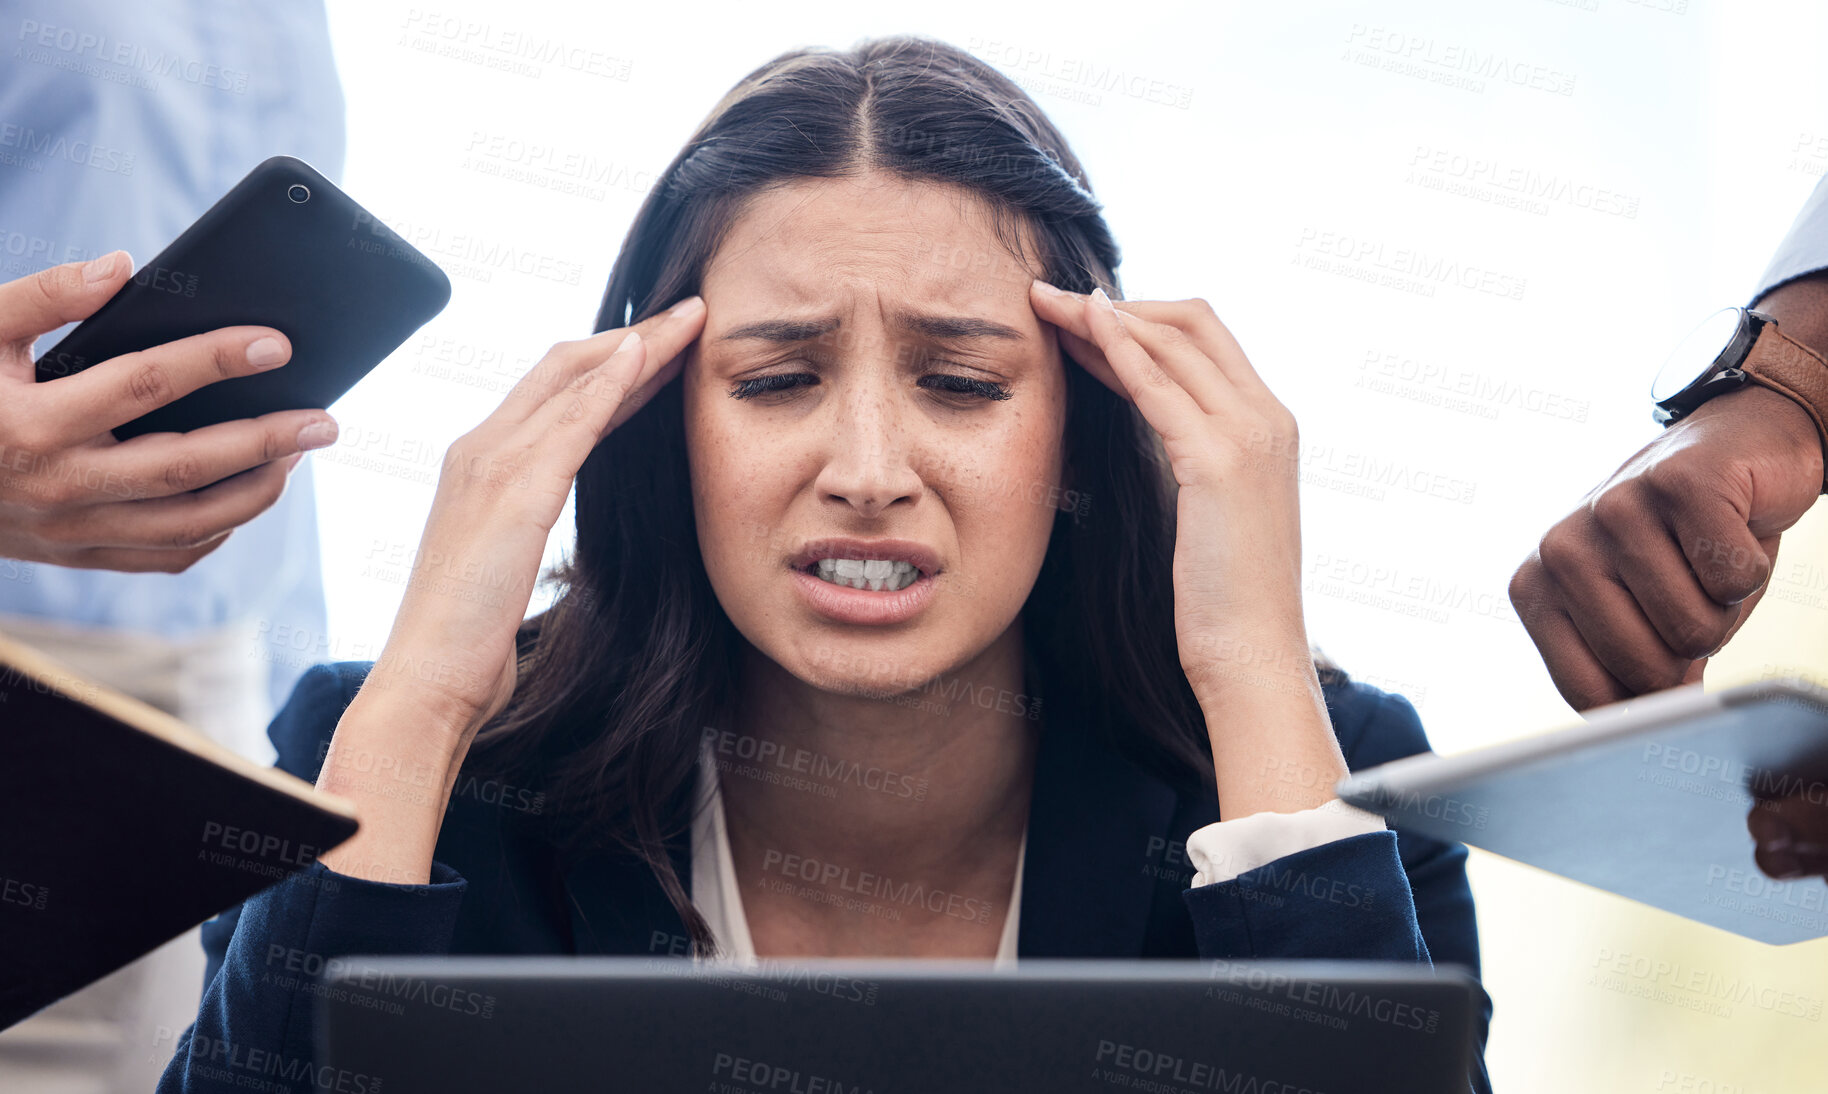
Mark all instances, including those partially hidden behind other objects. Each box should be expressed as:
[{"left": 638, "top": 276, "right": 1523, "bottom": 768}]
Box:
[{"left": 34, "top": 156, "right": 452, "bottom": 440}]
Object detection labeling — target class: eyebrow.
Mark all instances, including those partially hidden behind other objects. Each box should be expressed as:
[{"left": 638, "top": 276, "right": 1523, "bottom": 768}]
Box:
[{"left": 715, "top": 313, "right": 1025, "bottom": 344}]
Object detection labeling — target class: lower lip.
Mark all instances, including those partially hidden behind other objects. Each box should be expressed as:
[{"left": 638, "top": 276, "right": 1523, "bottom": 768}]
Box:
[{"left": 791, "top": 567, "right": 938, "bottom": 625}]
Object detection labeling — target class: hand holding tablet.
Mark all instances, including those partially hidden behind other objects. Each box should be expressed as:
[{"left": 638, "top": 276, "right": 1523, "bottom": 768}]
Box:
[{"left": 1340, "top": 679, "right": 1828, "bottom": 943}]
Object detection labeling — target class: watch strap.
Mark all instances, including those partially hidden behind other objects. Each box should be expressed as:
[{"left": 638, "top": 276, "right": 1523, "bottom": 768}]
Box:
[{"left": 1742, "top": 321, "right": 1828, "bottom": 493}]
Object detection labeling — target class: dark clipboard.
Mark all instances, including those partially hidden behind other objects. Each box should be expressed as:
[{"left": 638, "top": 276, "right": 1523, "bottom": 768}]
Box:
[{"left": 0, "top": 631, "right": 359, "bottom": 1028}]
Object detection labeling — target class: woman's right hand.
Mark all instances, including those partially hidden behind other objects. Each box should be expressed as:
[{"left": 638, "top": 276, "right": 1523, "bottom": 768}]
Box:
[
  {"left": 316, "top": 296, "right": 705, "bottom": 883},
  {"left": 365, "top": 296, "right": 706, "bottom": 737}
]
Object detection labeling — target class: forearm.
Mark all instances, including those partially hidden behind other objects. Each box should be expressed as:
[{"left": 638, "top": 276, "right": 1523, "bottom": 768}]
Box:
[
  {"left": 1189, "top": 626, "right": 1348, "bottom": 820},
  {"left": 313, "top": 686, "right": 472, "bottom": 886}
]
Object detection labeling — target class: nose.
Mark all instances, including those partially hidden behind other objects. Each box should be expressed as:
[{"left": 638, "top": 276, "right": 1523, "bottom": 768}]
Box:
[{"left": 813, "top": 374, "right": 924, "bottom": 519}]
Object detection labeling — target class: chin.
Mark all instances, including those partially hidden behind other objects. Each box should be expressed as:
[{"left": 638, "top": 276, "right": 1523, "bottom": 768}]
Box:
[{"left": 790, "top": 633, "right": 949, "bottom": 701}]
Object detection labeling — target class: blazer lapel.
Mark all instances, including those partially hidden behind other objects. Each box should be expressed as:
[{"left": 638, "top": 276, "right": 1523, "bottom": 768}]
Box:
[
  {"left": 559, "top": 827, "right": 694, "bottom": 956},
  {"left": 1018, "top": 695, "right": 1181, "bottom": 957}
]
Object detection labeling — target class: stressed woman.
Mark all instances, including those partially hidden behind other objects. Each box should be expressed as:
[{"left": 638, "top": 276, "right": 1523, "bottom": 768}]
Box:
[{"left": 160, "top": 36, "right": 1489, "bottom": 1093}]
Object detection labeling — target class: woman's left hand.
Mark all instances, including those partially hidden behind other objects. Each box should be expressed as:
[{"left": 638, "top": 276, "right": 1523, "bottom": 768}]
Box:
[{"left": 1029, "top": 281, "right": 1347, "bottom": 816}]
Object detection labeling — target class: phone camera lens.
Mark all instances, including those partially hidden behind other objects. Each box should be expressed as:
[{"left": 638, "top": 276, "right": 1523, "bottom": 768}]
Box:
[{"left": 287, "top": 184, "right": 311, "bottom": 204}]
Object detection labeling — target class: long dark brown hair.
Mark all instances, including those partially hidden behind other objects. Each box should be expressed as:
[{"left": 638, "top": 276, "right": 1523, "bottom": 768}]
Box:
[{"left": 467, "top": 35, "right": 1226, "bottom": 952}]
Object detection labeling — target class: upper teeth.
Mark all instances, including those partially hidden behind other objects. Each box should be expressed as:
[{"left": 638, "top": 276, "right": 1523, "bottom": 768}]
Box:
[{"left": 815, "top": 558, "right": 919, "bottom": 592}]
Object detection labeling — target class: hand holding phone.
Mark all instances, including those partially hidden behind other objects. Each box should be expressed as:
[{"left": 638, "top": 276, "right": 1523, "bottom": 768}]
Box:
[
  {"left": 0, "top": 253, "right": 339, "bottom": 572},
  {"left": 36, "top": 157, "right": 451, "bottom": 439}
]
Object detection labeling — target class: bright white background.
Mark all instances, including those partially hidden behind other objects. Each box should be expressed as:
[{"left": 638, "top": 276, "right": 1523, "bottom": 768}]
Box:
[{"left": 312, "top": 1, "right": 1828, "bottom": 1088}]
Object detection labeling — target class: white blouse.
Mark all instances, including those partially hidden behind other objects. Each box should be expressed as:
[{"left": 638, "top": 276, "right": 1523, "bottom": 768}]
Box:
[{"left": 689, "top": 744, "right": 1384, "bottom": 965}]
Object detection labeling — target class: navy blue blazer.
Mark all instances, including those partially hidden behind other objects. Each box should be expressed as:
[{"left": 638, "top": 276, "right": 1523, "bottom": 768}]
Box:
[{"left": 158, "top": 660, "right": 1492, "bottom": 1093}]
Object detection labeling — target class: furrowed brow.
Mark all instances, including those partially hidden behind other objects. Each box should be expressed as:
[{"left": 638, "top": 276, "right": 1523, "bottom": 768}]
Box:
[
  {"left": 896, "top": 313, "right": 1025, "bottom": 341},
  {"left": 715, "top": 317, "right": 842, "bottom": 343},
  {"left": 712, "top": 314, "right": 1025, "bottom": 344}
]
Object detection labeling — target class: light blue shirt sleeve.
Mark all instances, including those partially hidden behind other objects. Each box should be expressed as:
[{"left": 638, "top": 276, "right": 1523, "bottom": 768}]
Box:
[
  {"left": 1752, "top": 173, "right": 1828, "bottom": 304},
  {"left": 0, "top": 1, "right": 346, "bottom": 712}
]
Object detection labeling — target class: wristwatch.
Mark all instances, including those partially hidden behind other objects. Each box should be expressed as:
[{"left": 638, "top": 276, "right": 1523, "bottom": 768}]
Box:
[{"left": 1652, "top": 306, "right": 1828, "bottom": 491}]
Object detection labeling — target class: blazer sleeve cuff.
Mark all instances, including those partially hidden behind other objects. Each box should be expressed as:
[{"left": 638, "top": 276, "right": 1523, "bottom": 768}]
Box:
[
  {"left": 1185, "top": 799, "right": 1387, "bottom": 886},
  {"left": 290, "top": 859, "right": 469, "bottom": 959},
  {"left": 159, "top": 861, "right": 468, "bottom": 1093},
  {"left": 1180, "top": 831, "right": 1427, "bottom": 962}
]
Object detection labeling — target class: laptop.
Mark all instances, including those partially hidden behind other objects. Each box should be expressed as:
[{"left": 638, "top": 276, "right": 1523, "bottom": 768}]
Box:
[
  {"left": 318, "top": 957, "right": 1481, "bottom": 1093},
  {"left": 1339, "top": 677, "right": 1828, "bottom": 944}
]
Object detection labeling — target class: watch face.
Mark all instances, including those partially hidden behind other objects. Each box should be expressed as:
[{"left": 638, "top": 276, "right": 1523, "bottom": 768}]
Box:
[{"left": 1652, "top": 307, "right": 1746, "bottom": 404}]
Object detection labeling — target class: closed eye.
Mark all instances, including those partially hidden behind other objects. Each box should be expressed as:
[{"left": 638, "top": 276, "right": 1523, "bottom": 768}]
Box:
[
  {"left": 921, "top": 374, "right": 1012, "bottom": 401},
  {"left": 728, "top": 373, "right": 814, "bottom": 399},
  {"left": 727, "top": 372, "right": 1013, "bottom": 402}
]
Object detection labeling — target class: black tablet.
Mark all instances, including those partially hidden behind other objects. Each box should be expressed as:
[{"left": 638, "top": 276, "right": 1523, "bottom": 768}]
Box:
[
  {"left": 1338, "top": 678, "right": 1828, "bottom": 943},
  {"left": 34, "top": 155, "right": 451, "bottom": 440}
]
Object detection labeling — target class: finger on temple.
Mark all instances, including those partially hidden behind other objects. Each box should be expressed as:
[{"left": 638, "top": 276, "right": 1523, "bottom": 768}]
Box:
[
  {"left": 1058, "top": 328, "right": 1127, "bottom": 399},
  {"left": 525, "top": 332, "right": 650, "bottom": 466},
  {"left": 503, "top": 300, "right": 704, "bottom": 426},
  {"left": 604, "top": 347, "right": 687, "bottom": 434},
  {"left": 1077, "top": 289, "right": 1204, "bottom": 442},
  {"left": 1113, "top": 299, "right": 1266, "bottom": 395},
  {"left": 1102, "top": 305, "right": 1236, "bottom": 416}
]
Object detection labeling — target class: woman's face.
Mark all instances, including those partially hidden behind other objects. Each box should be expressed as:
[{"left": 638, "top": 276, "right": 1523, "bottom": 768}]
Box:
[{"left": 683, "top": 171, "right": 1069, "bottom": 699}]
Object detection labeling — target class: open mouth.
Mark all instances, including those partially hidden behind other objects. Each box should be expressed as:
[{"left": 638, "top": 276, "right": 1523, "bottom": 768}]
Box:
[{"left": 804, "top": 558, "right": 923, "bottom": 593}]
